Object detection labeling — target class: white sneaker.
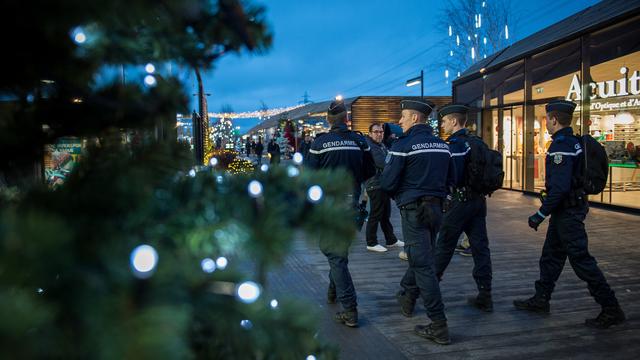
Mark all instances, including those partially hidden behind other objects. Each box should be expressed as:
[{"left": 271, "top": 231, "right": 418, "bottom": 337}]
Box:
[
  {"left": 367, "top": 244, "right": 388, "bottom": 252},
  {"left": 387, "top": 240, "right": 404, "bottom": 248},
  {"left": 398, "top": 251, "right": 408, "bottom": 261}
]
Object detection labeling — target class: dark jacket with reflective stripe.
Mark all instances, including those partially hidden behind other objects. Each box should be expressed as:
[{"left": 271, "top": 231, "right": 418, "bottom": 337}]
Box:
[
  {"left": 305, "top": 123, "right": 375, "bottom": 185},
  {"left": 381, "top": 124, "right": 455, "bottom": 207},
  {"left": 364, "top": 136, "right": 388, "bottom": 190},
  {"left": 447, "top": 128, "right": 472, "bottom": 188},
  {"left": 539, "top": 127, "right": 583, "bottom": 216}
]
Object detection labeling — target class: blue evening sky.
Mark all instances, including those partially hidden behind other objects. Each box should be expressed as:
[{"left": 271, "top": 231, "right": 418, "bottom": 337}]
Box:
[{"left": 189, "top": 0, "right": 599, "bottom": 114}]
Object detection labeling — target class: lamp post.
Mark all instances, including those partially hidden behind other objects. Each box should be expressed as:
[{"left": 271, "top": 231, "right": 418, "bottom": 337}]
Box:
[{"left": 406, "top": 70, "right": 424, "bottom": 99}]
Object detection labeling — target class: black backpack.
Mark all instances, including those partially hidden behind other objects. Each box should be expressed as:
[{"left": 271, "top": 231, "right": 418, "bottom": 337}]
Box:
[
  {"left": 575, "top": 135, "right": 608, "bottom": 195},
  {"left": 462, "top": 135, "right": 504, "bottom": 196}
]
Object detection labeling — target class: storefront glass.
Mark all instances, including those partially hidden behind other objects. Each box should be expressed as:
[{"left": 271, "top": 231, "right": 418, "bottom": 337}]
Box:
[{"left": 587, "top": 16, "right": 640, "bottom": 208}]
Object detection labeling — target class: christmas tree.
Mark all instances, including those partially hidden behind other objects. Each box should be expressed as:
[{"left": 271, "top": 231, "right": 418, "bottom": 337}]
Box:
[{"left": 0, "top": 1, "right": 355, "bottom": 358}]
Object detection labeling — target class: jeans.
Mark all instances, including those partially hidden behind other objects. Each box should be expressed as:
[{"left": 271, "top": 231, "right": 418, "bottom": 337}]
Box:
[
  {"left": 365, "top": 188, "right": 398, "bottom": 246},
  {"left": 399, "top": 200, "right": 446, "bottom": 322},
  {"left": 535, "top": 204, "right": 618, "bottom": 307},
  {"left": 434, "top": 196, "right": 492, "bottom": 291},
  {"left": 322, "top": 237, "right": 357, "bottom": 311}
]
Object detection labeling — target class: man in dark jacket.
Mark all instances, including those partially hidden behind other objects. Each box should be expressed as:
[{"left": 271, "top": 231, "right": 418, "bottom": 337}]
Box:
[
  {"left": 514, "top": 100, "right": 625, "bottom": 329},
  {"left": 254, "top": 139, "right": 264, "bottom": 165},
  {"left": 364, "top": 123, "right": 402, "bottom": 252},
  {"left": 267, "top": 139, "right": 280, "bottom": 164},
  {"left": 381, "top": 99, "right": 455, "bottom": 345},
  {"left": 433, "top": 104, "right": 494, "bottom": 312},
  {"left": 306, "top": 98, "right": 376, "bottom": 328}
]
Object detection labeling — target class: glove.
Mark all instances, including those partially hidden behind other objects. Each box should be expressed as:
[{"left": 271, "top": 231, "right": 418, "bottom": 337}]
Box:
[{"left": 528, "top": 211, "right": 546, "bottom": 231}]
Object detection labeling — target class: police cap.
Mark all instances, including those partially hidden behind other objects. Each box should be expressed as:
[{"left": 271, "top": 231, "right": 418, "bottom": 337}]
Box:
[
  {"left": 328, "top": 99, "right": 347, "bottom": 116},
  {"left": 545, "top": 100, "right": 576, "bottom": 116},
  {"left": 438, "top": 103, "right": 470, "bottom": 118},
  {"left": 400, "top": 99, "right": 435, "bottom": 117}
]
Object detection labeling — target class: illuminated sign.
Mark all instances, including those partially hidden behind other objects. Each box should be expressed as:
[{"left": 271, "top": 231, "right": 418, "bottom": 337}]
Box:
[{"left": 566, "top": 67, "right": 640, "bottom": 101}]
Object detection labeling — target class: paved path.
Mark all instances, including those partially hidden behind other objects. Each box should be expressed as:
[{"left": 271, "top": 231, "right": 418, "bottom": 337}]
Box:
[{"left": 269, "top": 191, "right": 640, "bottom": 359}]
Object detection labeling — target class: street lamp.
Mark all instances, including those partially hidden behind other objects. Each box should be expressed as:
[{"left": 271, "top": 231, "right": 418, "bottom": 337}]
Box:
[{"left": 405, "top": 70, "right": 424, "bottom": 99}]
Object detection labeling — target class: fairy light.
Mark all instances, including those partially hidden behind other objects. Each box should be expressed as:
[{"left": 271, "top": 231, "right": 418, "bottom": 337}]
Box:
[
  {"left": 130, "top": 245, "right": 158, "bottom": 279},
  {"left": 145, "top": 63, "right": 156, "bottom": 74}
]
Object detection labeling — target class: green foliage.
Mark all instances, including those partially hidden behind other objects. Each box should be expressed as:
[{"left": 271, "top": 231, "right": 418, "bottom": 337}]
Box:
[{"left": 0, "top": 0, "right": 350, "bottom": 358}]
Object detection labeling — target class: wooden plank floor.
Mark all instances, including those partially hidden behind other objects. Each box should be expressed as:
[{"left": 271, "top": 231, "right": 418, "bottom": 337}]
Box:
[{"left": 268, "top": 191, "right": 640, "bottom": 359}]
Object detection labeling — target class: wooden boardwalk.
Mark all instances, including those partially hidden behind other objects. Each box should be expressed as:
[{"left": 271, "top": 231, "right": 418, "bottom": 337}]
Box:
[{"left": 269, "top": 191, "right": 640, "bottom": 359}]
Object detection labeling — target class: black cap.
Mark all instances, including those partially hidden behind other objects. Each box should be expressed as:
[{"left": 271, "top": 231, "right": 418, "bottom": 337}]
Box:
[
  {"left": 438, "top": 103, "right": 470, "bottom": 118},
  {"left": 328, "top": 99, "right": 347, "bottom": 116},
  {"left": 400, "top": 99, "right": 435, "bottom": 117},
  {"left": 545, "top": 100, "right": 576, "bottom": 115}
]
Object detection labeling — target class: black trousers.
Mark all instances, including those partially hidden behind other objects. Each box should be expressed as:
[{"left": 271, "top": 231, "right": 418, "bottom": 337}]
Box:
[
  {"left": 399, "top": 200, "right": 446, "bottom": 322},
  {"left": 535, "top": 204, "right": 618, "bottom": 307},
  {"left": 434, "top": 196, "right": 492, "bottom": 291},
  {"left": 365, "top": 188, "right": 398, "bottom": 246}
]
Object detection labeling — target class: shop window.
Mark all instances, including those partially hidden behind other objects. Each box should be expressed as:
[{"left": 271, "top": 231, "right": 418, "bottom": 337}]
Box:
[
  {"left": 486, "top": 60, "right": 524, "bottom": 106},
  {"left": 588, "top": 16, "right": 640, "bottom": 209},
  {"left": 531, "top": 39, "right": 581, "bottom": 102}
]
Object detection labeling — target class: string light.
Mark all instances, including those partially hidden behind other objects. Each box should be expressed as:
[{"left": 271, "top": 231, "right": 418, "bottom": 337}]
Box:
[
  {"left": 240, "top": 319, "right": 253, "bottom": 330},
  {"left": 306, "top": 356, "right": 317, "bottom": 360},
  {"left": 248, "top": 180, "right": 263, "bottom": 197},
  {"left": 445, "top": 69, "right": 449, "bottom": 78},
  {"left": 260, "top": 164, "right": 269, "bottom": 172},
  {"left": 144, "top": 75, "right": 157, "bottom": 87},
  {"left": 145, "top": 63, "right": 155, "bottom": 74},
  {"left": 293, "top": 152, "right": 303, "bottom": 165},
  {"left": 236, "top": 281, "right": 261, "bottom": 303},
  {"left": 188, "top": 169, "right": 196, "bottom": 177},
  {"left": 216, "top": 256, "right": 228, "bottom": 270},
  {"left": 71, "top": 27, "right": 86, "bottom": 44},
  {"left": 130, "top": 245, "right": 158, "bottom": 279},
  {"left": 201, "top": 258, "right": 216, "bottom": 273},
  {"left": 456, "top": 35, "right": 460, "bottom": 46},
  {"left": 270, "top": 299, "right": 279, "bottom": 309},
  {"left": 448, "top": 25, "right": 452, "bottom": 37},
  {"left": 307, "top": 185, "right": 323, "bottom": 203},
  {"left": 505, "top": 25, "right": 509, "bottom": 40},
  {"left": 471, "top": 47, "right": 476, "bottom": 60},
  {"left": 287, "top": 166, "right": 300, "bottom": 177},
  {"left": 210, "top": 157, "right": 218, "bottom": 166}
]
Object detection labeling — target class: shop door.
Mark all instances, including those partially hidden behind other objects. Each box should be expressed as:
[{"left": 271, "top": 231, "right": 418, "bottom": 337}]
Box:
[{"left": 501, "top": 106, "right": 524, "bottom": 190}]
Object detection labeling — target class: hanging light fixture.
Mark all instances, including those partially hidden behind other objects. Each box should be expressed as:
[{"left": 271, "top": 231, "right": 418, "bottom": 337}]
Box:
[{"left": 505, "top": 25, "right": 510, "bottom": 40}]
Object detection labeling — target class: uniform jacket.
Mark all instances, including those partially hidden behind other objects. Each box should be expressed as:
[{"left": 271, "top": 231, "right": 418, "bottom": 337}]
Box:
[
  {"left": 364, "top": 136, "right": 388, "bottom": 191},
  {"left": 381, "top": 124, "right": 455, "bottom": 206},
  {"left": 446, "top": 128, "right": 472, "bottom": 188},
  {"left": 306, "top": 123, "right": 376, "bottom": 185},
  {"left": 539, "top": 127, "right": 583, "bottom": 216}
]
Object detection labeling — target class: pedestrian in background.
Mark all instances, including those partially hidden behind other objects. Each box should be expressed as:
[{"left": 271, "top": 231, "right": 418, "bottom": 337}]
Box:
[{"left": 364, "top": 122, "right": 403, "bottom": 253}]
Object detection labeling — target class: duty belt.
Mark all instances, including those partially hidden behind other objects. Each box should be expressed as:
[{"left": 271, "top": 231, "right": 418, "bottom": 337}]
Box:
[{"left": 400, "top": 196, "right": 442, "bottom": 209}]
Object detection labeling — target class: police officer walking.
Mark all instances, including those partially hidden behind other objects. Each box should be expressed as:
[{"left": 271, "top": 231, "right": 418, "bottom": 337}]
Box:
[
  {"left": 433, "top": 104, "right": 494, "bottom": 312},
  {"left": 306, "top": 98, "right": 375, "bottom": 328},
  {"left": 514, "top": 100, "right": 625, "bottom": 329},
  {"left": 381, "top": 99, "right": 455, "bottom": 345}
]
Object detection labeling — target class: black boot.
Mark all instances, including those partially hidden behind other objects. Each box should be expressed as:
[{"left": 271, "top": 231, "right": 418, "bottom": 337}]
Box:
[
  {"left": 334, "top": 309, "right": 358, "bottom": 327},
  {"left": 396, "top": 290, "right": 416, "bottom": 317},
  {"left": 327, "top": 287, "right": 336, "bottom": 305},
  {"left": 414, "top": 320, "right": 451, "bottom": 345},
  {"left": 468, "top": 290, "right": 493, "bottom": 312},
  {"left": 585, "top": 305, "right": 625, "bottom": 329},
  {"left": 513, "top": 294, "right": 550, "bottom": 314}
]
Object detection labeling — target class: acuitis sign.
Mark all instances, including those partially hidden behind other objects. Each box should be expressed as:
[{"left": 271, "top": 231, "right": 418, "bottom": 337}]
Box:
[{"left": 566, "top": 67, "right": 640, "bottom": 101}]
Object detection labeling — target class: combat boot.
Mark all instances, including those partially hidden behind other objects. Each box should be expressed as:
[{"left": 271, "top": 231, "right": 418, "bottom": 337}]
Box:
[
  {"left": 585, "top": 305, "right": 625, "bottom": 329},
  {"left": 414, "top": 320, "right": 451, "bottom": 345},
  {"left": 513, "top": 294, "right": 550, "bottom": 314},
  {"left": 327, "top": 287, "right": 336, "bottom": 304},
  {"left": 468, "top": 290, "right": 493, "bottom": 312},
  {"left": 396, "top": 290, "right": 416, "bottom": 317},
  {"left": 334, "top": 309, "right": 358, "bottom": 327}
]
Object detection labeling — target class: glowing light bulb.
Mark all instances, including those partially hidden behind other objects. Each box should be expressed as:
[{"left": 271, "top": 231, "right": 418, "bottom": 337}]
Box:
[
  {"left": 237, "top": 281, "right": 261, "bottom": 303},
  {"left": 188, "top": 169, "right": 196, "bottom": 177},
  {"left": 144, "top": 75, "right": 157, "bottom": 87},
  {"left": 260, "top": 164, "right": 269, "bottom": 172},
  {"left": 216, "top": 256, "right": 228, "bottom": 269},
  {"left": 248, "top": 180, "right": 263, "bottom": 197},
  {"left": 270, "top": 299, "right": 279, "bottom": 309},
  {"left": 307, "top": 185, "right": 323, "bottom": 203},
  {"left": 287, "top": 166, "right": 300, "bottom": 177},
  {"left": 201, "top": 258, "right": 216, "bottom": 273},
  {"left": 240, "top": 319, "right": 253, "bottom": 329},
  {"left": 306, "top": 356, "right": 317, "bottom": 360},
  {"left": 130, "top": 245, "right": 158, "bottom": 278},
  {"left": 293, "top": 152, "right": 303, "bottom": 165},
  {"left": 210, "top": 157, "right": 218, "bottom": 166},
  {"left": 145, "top": 63, "right": 156, "bottom": 74},
  {"left": 71, "top": 27, "right": 86, "bottom": 44}
]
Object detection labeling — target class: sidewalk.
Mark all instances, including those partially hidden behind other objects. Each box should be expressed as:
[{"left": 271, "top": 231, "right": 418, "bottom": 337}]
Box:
[{"left": 269, "top": 191, "right": 640, "bottom": 359}]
